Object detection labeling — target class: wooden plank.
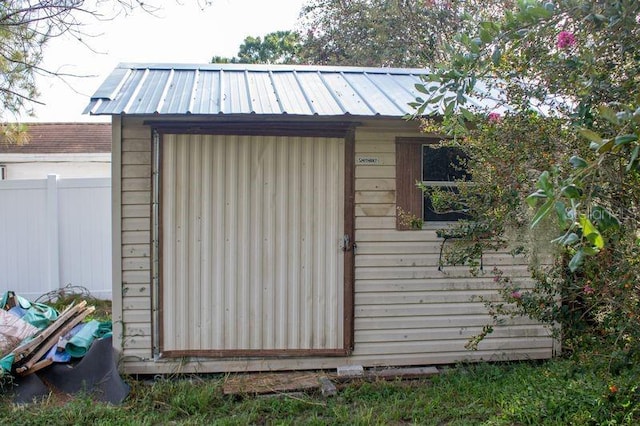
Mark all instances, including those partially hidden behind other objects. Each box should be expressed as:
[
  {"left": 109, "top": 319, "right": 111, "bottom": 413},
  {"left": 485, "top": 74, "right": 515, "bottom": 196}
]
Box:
[
  {"left": 122, "top": 191, "right": 151, "bottom": 205},
  {"left": 122, "top": 151, "right": 151, "bottom": 165},
  {"left": 15, "top": 306, "right": 95, "bottom": 374},
  {"left": 355, "top": 216, "right": 396, "bottom": 230},
  {"left": 122, "top": 257, "right": 151, "bottom": 271},
  {"left": 123, "top": 309, "right": 151, "bottom": 324},
  {"left": 119, "top": 347, "right": 554, "bottom": 375},
  {"left": 354, "top": 241, "right": 522, "bottom": 256},
  {"left": 122, "top": 270, "right": 151, "bottom": 284},
  {"left": 355, "top": 302, "right": 492, "bottom": 317},
  {"left": 122, "top": 205, "right": 151, "bottom": 219},
  {"left": 122, "top": 218, "right": 150, "bottom": 232},
  {"left": 355, "top": 178, "right": 394, "bottom": 191},
  {"left": 365, "top": 366, "right": 439, "bottom": 381},
  {"left": 355, "top": 325, "right": 551, "bottom": 344},
  {"left": 123, "top": 283, "right": 151, "bottom": 297},
  {"left": 355, "top": 190, "right": 395, "bottom": 204},
  {"left": 355, "top": 253, "right": 527, "bottom": 268},
  {"left": 122, "top": 230, "right": 150, "bottom": 245},
  {"left": 354, "top": 315, "right": 539, "bottom": 331},
  {"left": 19, "top": 358, "right": 53, "bottom": 376},
  {"left": 122, "top": 297, "right": 151, "bottom": 311},
  {"left": 355, "top": 289, "right": 501, "bottom": 305},
  {"left": 355, "top": 277, "right": 533, "bottom": 292},
  {"left": 124, "top": 322, "right": 152, "bottom": 337},
  {"left": 122, "top": 165, "right": 151, "bottom": 178},
  {"left": 122, "top": 177, "right": 151, "bottom": 191},
  {"left": 11, "top": 301, "right": 87, "bottom": 362},
  {"left": 354, "top": 203, "right": 395, "bottom": 217},
  {"left": 122, "top": 244, "right": 150, "bottom": 258},
  {"left": 355, "top": 165, "right": 394, "bottom": 179},
  {"left": 355, "top": 143, "right": 395, "bottom": 154},
  {"left": 122, "top": 126, "right": 152, "bottom": 140},
  {"left": 356, "top": 264, "right": 532, "bottom": 280},
  {"left": 352, "top": 337, "right": 554, "bottom": 356},
  {"left": 223, "top": 371, "right": 331, "bottom": 395}
]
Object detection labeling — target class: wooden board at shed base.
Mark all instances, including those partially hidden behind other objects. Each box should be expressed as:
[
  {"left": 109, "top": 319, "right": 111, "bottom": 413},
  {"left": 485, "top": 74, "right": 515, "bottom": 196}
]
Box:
[
  {"left": 223, "top": 372, "right": 332, "bottom": 395},
  {"left": 222, "top": 366, "right": 441, "bottom": 395}
]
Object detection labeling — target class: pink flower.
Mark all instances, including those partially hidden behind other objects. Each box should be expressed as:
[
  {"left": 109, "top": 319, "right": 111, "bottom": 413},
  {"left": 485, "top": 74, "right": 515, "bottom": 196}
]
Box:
[
  {"left": 511, "top": 290, "right": 522, "bottom": 300},
  {"left": 488, "top": 112, "right": 501, "bottom": 123},
  {"left": 583, "top": 284, "right": 595, "bottom": 295},
  {"left": 556, "top": 31, "right": 576, "bottom": 49}
]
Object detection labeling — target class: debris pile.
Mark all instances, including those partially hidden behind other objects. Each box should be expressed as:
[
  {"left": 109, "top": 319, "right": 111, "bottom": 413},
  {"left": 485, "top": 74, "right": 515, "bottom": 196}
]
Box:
[{"left": 0, "top": 290, "right": 129, "bottom": 404}]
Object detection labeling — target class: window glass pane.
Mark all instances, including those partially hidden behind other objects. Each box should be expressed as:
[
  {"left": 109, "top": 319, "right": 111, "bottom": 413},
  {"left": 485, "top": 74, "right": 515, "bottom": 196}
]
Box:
[
  {"left": 423, "top": 186, "right": 470, "bottom": 221},
  {"left": 422, "top": 145, "right": 470, "bottom": 182}
]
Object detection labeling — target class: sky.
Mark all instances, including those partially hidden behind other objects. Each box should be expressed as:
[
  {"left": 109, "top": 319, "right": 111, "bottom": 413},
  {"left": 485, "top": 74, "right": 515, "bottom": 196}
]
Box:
[{"left": 21, "top": 0, "right": 307, "bottom": 123}]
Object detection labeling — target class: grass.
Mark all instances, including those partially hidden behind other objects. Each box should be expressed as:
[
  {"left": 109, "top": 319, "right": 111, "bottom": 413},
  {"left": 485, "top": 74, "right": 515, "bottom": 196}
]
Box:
[
  {"left": 37, "top": 286, "right": 112, "bottom": 323},
  {"left": 3, "top": 293, "right": 638, "bottom": 424},
  {"left": 1, "top": 355, "right": 639, "bottom": 425}
]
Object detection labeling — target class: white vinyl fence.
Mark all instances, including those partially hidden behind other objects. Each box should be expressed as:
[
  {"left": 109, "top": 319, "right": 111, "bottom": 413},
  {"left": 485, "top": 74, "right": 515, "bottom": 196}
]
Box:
[{"left": 0, "top": 175, "right": 111, "bottom": 300}]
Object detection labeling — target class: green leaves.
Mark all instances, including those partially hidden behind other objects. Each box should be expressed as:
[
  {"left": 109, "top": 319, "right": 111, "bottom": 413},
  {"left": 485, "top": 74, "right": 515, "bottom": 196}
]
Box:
[
  {"left": 579, "top": 214, "right": 603, "bottom": 250},
  {"left": 569, "top": 156, "right": 588, "bottom": 168},
  {"left": 614, "top": 134, "right": 637, "bottom": 147},
  {"left": 578, "top": 128, "right": 602, "bottom": 144},
  {"left": 568, "top": 248, "right": 585, "bottom": 272}
]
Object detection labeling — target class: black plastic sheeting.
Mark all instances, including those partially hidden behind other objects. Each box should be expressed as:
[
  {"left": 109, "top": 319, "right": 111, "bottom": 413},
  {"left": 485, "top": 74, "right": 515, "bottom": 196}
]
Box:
[{"left": 7, "top": 336, "right": 129, "bottom": 404}]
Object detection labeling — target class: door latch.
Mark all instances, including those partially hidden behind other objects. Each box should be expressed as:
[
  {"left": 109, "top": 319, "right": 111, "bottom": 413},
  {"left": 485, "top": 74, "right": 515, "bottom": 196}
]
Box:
[{"left": 342, "top": 234, "right": 357, "bottom": 252}]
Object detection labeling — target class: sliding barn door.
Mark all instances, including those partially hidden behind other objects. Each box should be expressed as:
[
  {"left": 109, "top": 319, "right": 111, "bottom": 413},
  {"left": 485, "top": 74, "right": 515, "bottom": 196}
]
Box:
[{"left": 160, "top": 134, "right": 345, "bottom": 356}]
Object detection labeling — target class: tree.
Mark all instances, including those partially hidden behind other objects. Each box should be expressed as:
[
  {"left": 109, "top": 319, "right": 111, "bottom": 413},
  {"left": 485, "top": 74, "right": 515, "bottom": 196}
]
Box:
[
  {"left": 413, "top": 0, "right": 640, "bottom": 357},
  {"left": 0, "top": 0, "right": 154, "bottom": 142},
  {"left": 211, "top": 1, "right": 497, "bottom": 68},
  {"left": 211, "top": 31, "right": 302, "bottom": 64},
  {"left": 296, "top": 0, "right": 495, "bottom": 67}
]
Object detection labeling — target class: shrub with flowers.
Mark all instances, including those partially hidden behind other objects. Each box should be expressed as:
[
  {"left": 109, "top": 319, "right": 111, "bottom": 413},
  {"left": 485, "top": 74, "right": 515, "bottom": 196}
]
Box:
[
  {"left": 412, "top": 0, "right": 640, "bottom": 362},
  {"left": 556, "top": 30, "right": 576, "bottom": 49}
]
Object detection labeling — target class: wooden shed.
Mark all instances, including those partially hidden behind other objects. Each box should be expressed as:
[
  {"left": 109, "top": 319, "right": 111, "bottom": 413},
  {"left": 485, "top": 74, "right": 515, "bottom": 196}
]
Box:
[{"left": 85, "top": 63, "right": 557, "bottom": 374}]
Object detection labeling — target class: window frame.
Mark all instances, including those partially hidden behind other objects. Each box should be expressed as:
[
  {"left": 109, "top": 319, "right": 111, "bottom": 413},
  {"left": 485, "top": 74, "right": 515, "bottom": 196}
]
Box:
[
  {"left": 395, "top": 137, "right": 469, "bottom": 230},
  {"left": 420, "top": 143, "right": 470, "bottom": 223}
]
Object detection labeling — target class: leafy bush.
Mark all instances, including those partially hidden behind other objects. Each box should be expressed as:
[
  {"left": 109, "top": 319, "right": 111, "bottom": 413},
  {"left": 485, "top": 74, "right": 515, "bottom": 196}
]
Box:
[{"left": 413, "top": 0, "right": 640, "bottom": 361}]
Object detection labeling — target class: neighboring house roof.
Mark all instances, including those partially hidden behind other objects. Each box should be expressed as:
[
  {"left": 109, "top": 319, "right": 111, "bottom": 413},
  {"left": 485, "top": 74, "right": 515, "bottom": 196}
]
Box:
[
  {"left": 85, "top": 63, "right": 449, "bottom": 117},
  {"left": 0, "top": 123, "right": 111, "bottom": 154}
]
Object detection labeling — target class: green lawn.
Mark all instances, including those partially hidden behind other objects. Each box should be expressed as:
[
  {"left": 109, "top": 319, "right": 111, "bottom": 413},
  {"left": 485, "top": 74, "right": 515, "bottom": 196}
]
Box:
[{"left": 2, "top": 354, "right": 639, "bottom": 425}]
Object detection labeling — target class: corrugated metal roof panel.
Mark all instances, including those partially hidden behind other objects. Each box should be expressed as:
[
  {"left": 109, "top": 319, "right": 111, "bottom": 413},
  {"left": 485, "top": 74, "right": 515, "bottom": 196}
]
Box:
[
  {"left": 86, "top": 63, "right": 442, "bottom": 117},
  {"left": 162, "top": 70, "right": 196, "bottom": 114}
]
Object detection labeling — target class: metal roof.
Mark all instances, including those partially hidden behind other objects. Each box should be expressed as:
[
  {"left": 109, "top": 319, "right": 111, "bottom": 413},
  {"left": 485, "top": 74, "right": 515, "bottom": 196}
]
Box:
[{"left": 84, "top": 63, "right": 449, "bottom": 118}]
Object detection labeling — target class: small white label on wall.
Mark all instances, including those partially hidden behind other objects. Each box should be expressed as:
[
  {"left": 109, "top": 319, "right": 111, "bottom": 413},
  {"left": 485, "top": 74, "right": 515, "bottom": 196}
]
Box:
[{"left": 356, "top": 156, "right": 380, "bottom": 165}]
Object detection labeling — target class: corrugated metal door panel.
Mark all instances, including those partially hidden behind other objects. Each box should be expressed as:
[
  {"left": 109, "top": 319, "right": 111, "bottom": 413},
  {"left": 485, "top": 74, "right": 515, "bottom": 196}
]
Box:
[{"left": 162, "top": 134, "right": 344, "bottom": 352}]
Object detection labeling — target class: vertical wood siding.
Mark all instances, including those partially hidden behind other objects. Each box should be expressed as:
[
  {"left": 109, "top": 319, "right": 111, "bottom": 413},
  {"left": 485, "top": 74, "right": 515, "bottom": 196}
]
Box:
[{"left": 161, "top": 134, "right": 345, "bottom": 352}]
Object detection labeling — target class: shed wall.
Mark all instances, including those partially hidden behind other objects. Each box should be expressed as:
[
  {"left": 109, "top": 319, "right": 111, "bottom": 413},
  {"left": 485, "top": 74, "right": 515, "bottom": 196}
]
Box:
[{"left": 115, "top": 117, "right": 555, "bottom": 374}]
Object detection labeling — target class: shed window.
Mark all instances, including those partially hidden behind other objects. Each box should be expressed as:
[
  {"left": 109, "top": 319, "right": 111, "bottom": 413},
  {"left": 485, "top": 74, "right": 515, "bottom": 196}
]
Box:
[
  {"left": 421, "top": 145, "right": 470, "bottom": 222},
  {"left": 395, "top": 137, "right": 469, "bottom": 229}
]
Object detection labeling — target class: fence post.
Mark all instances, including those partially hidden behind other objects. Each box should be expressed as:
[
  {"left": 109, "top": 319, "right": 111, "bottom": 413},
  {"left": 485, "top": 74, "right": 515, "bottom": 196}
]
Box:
[{"left": 46, "top": 174, "right": 60, "bottom": 292}]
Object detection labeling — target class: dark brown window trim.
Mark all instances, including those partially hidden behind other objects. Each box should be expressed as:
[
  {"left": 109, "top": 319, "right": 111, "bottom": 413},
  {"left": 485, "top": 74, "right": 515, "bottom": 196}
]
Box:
[{"left": 395, "top": 137, "right": 441, "bottom": 230}]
